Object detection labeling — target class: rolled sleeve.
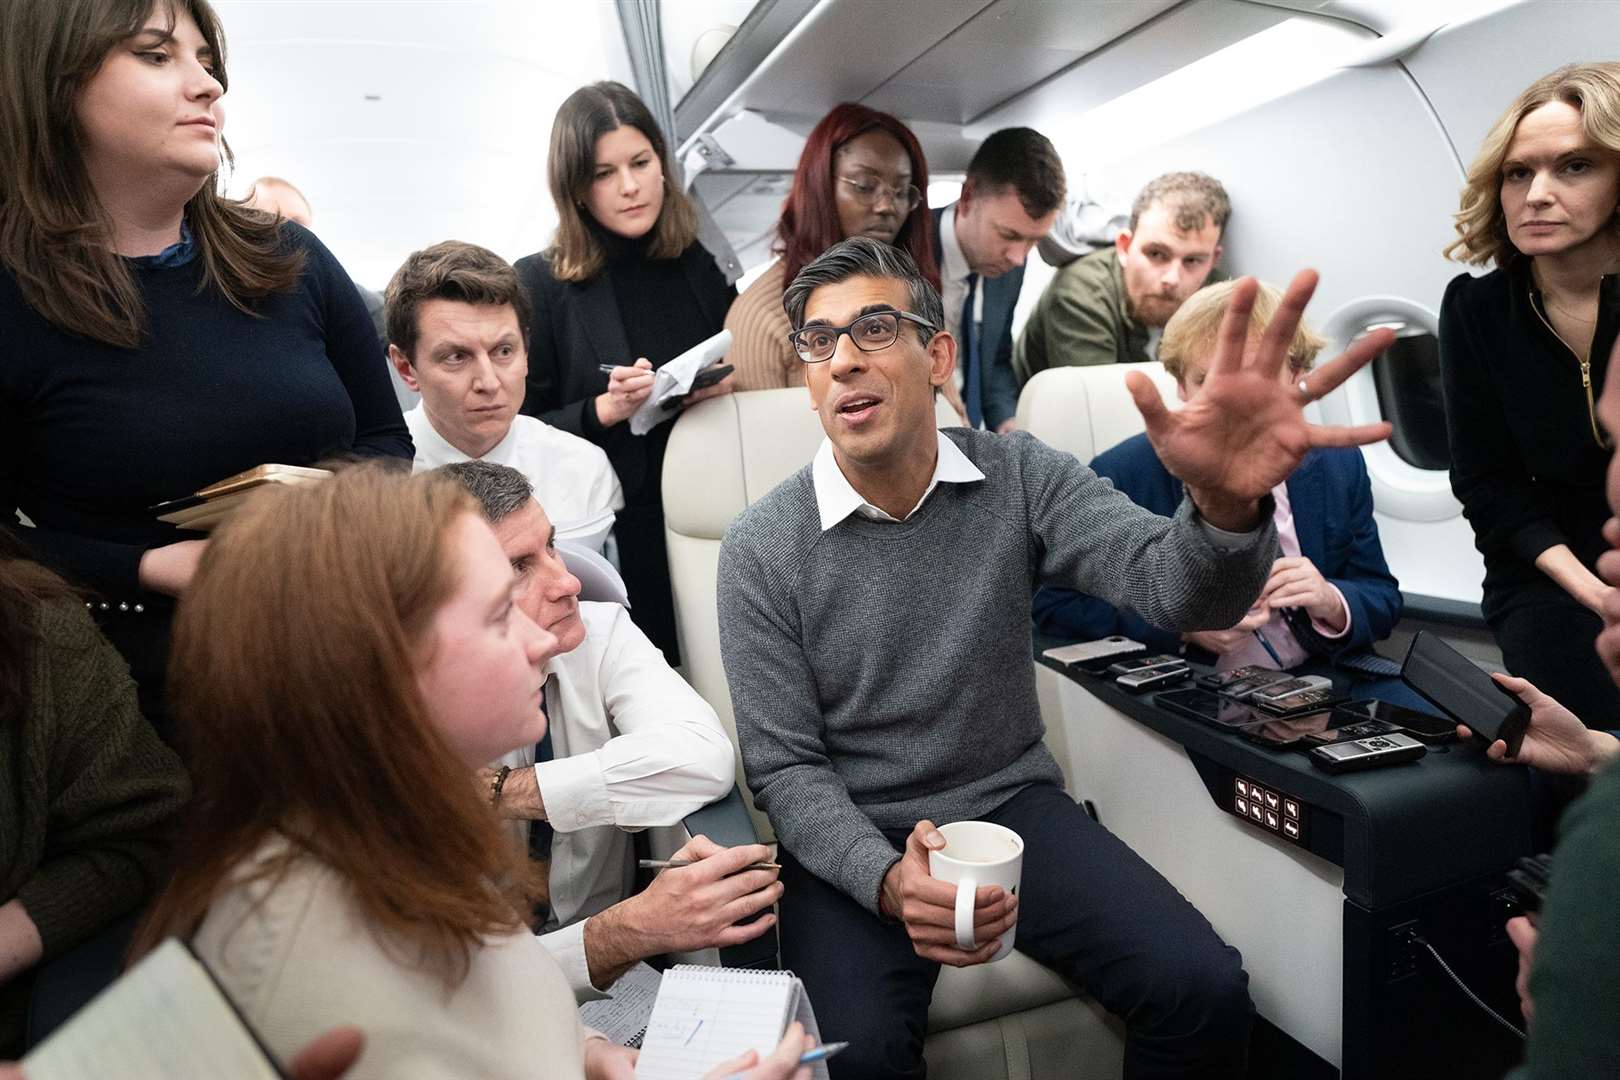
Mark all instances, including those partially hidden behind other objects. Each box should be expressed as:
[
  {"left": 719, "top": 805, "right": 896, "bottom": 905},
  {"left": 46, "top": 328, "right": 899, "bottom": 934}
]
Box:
[
  {"left": 535, "top": 755, "right": 614, "bottom": 832},
  {"left": 540, "top": 605, "right": 735, "bottom": 833},
  {"left": 539, "top": 920, "right": 612, "bottom": 1004}
]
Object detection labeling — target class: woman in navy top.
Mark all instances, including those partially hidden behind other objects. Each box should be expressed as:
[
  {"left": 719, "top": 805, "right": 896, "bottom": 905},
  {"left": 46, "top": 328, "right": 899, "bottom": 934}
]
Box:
[{"left": 0, "top": 0, "right": 411, "bottom": 739}]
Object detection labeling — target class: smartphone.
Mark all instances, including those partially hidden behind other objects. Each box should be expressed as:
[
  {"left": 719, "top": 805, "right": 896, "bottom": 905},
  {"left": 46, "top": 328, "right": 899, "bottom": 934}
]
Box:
[
  {"left": 1115, "top": 664, "right": 1190, "bottom": 692},
  {"left": 1401, "top": 631, "right": 1528, "bottom": 757},
  {"left": 1213, "top": 670, "right": 1296, "bottom": 700},
  {"left": 1239, "top": 713, "right": 1399, "bottom": 750},
  {"left": 685, "top": 362, "right": 735, "bottom": 394},
  {"left": 1155, "top": 688, "right": 1261, "bottom": 729},
  {"left": 1332, "top": 699, "right": 1459, "bottom": 744},
  {"left": 1310, "top": 732, "right": 1427, "bottom": 773},
  {"left": 1106, "top": 653, "right": 1184, "bottom": 677},
  {"left": 1198, "top": 665, "right": 1285, "bottom": 691},
  {"left": 1041, "top": 637, "right": 1146, "bottom": 673},
  {"left": 1250, "top": 684, "right": 1347, "bottom": 719},
  {"left": 1249, "top": 675, "right": 1334, "bottom": 704}
]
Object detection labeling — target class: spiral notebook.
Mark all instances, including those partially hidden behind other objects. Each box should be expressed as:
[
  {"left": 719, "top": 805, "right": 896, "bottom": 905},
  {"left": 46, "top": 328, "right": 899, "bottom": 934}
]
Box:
[{"left": 633, "top": 965, "right": 827, "bottom": 1080}]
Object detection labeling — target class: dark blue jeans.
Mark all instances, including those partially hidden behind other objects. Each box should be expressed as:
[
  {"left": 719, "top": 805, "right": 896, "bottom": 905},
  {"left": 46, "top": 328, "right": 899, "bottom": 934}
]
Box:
[{"left": 778, "top": 782, "right": 1253, "bottom": 1080}]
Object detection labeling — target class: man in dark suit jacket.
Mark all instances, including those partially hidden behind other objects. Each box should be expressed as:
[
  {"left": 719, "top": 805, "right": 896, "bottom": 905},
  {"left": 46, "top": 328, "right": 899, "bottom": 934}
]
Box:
[
  {"left": 1034, "top": 280, "right": 1402, "bottom": 666},
  {"left": 932, "top": 129, "right": 1065, "bottom": 431}
]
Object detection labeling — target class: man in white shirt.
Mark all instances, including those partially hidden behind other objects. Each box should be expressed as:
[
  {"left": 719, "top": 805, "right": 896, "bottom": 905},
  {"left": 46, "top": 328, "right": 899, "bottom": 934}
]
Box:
[
  {"left": 441, "top": 460, "right": 780, "bottom": 1001},
  {"left": 932, "top": 128, "right": 1065, "bottom": 432},
  {"left": 387, "top": 242, "right": 624, "bottom": 553}
]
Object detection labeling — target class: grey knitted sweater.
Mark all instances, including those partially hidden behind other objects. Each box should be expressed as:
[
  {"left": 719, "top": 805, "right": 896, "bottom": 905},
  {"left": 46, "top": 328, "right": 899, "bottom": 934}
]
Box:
[{"left": 717, "top": 428, "right": 1277, "bottom": 912}]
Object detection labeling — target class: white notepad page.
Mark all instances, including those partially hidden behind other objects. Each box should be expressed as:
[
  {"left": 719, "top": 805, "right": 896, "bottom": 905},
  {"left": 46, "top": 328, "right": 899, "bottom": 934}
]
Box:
[
  {"left": 23, "top": 938, "right": 282, "bottom": 1080},
  {"left": 633, "top": 965, "right": 827, "bottom": 1080}
]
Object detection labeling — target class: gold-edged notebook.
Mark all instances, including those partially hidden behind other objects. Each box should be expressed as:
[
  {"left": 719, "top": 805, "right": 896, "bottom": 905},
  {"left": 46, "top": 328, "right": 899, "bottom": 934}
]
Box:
[{"left": 152, "top": 464, "right": 330, "bottom": 531}]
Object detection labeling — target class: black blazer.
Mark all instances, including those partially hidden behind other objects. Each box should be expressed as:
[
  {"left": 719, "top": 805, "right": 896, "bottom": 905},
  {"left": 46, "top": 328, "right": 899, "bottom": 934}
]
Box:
[
  {"left": 932, "top": 205, "right": 1025, "bottom": 428},
  {"left": 1439, "top": 259, "right": 1620, "bottom": 610},
  {"left": 514, "top": 243, "right": 733, "bottom": 501}
]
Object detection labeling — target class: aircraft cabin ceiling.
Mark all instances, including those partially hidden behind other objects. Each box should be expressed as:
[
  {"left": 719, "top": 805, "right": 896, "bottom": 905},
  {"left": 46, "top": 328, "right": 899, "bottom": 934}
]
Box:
[
  {"left": 676, "top": 0, "right": 1524, "bottom": 168},
  {"left": 210, "top": 0, "right": 628, "bottom": 289}
]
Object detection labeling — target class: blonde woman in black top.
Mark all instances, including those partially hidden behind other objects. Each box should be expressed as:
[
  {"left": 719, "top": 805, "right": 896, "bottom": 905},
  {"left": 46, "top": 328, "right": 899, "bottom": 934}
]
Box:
[{"left": 1440, "top": 62, "right": 1620, "bottom": 724}]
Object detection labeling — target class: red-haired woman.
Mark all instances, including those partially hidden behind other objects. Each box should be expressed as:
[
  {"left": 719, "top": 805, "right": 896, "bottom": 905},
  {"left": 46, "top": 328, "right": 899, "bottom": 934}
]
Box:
[
  {"left": 727, "top": 104, "right": 954, "bottom": 405},
  {"left": 131, "top": 466, "right": 811, "bottom": 1080}
]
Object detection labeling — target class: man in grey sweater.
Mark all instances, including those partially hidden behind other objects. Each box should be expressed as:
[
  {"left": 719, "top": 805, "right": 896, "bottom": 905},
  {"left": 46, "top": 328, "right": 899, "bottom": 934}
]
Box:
[{"left": 717, "top": 237, "right": 1392, "bottom": 1079}]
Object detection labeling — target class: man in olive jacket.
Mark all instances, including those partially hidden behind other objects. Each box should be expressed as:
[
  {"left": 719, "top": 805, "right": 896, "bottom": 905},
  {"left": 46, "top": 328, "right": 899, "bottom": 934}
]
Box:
[{"left": 1015, "top": 171, "right": 1229, "bottom": 381}]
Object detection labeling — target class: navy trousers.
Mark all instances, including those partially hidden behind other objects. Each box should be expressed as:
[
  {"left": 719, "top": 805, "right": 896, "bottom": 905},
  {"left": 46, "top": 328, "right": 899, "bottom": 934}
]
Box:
[{"left": 778, "top": 782, "right": 1253, "bottom": 1080}]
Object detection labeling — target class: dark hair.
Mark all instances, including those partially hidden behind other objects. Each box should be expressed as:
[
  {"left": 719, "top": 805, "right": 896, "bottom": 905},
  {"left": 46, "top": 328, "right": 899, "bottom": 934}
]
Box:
[
  {"left": 964, "top": 128, "right": 1067, "bottom": 219},
  {"left": 544, "top": 81, "right": 697, "bottom": 283},
  {"left": 0, "top": 529, "right": 81, "bottom": 728},
  {"left": 133, "top": 464, "right": 543, "bottom": 986},
  {"left": 1129, "top": 171, "right": 1231, "bottom": 235},
  {"left": 0, "top": 0, "right": 305, "bottom": 348},
  {"left": 384, "top": 240, "right": 533, "bottom": 360},
  {"left": 775, "top": 103, "right": 939, "bottom": 292},
  {"left": 783, "top": 236, "right": 944, "bottom": 347},
  {"left": 438, "top": 460, "right": 533, "bottom": 524}
]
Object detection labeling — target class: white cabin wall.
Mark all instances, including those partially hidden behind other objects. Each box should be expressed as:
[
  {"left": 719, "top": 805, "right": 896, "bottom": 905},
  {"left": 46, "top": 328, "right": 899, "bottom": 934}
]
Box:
[
  {"left": 979, "top": 31, "right": 1480, "bottom": 602},
  {"left": 214, "top": 0, "right": 617, "bottom": 289}
]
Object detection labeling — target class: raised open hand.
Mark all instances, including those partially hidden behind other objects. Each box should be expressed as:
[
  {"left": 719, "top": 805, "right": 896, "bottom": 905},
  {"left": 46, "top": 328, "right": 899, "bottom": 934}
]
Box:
[{"left": 1126, "top": 271, "right": 1394, "bottom": 530}]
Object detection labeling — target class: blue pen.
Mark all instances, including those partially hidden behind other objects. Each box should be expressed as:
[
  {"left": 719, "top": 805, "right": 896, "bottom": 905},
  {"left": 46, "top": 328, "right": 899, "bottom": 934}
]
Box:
[
  {"left": 1252, "top": 628, "right": 1284, "bottom": 668},
  {"left": 719, "top": 1041, "right": 848, "bottom": 1079},
  {"left": 797, "top": 1042, "right": 849, "bottom": 1066}
]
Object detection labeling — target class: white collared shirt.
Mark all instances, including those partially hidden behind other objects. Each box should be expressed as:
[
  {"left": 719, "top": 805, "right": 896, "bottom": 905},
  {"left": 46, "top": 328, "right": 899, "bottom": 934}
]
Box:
[
  {"left": 495, "top": 601, "right": 735, "bottom": 1000},
  {"left": 407, "top": 405, "right": 625, "bottom": 553},
  {"left": 811, "top": 430, "right": 986, "bottom": 529},
  {"left": 815, "top": 430, "right": 1262, "bottom": 552},
  {"left": 938, "top": 203, "right": 983, "bottom": 344}
]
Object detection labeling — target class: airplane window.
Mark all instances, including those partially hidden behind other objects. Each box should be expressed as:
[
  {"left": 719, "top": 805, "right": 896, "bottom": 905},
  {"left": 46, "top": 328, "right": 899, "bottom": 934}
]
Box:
[{"left": 1367, "top": 322, "right": 1449, "bottom": 472}]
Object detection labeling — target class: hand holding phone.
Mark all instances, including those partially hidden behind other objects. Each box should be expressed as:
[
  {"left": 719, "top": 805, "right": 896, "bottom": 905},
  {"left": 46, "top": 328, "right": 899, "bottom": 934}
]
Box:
[
  {"left": 1401, "top": 632, "right": 1529, "bottom": 757},
  {"left": 682, "top": 362, "right": 735, "bottom": 398},
  {"left": 1464, "top": 672, "right": 1620, "bottom": 774}
]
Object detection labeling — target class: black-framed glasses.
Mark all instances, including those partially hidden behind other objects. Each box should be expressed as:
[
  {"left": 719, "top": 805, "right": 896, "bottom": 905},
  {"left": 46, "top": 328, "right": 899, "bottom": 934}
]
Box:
[
  {"left": 837, "top": 175, "right": 922, "bottom": 214},
  {"left": 788, "top": 311, "right": 936, "bottom": 364}
]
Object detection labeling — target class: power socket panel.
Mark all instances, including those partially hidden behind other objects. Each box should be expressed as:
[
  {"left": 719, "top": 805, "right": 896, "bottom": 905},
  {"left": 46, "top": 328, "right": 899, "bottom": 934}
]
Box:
[{"left": 1387, "top": 920, "right": 1422, "bottom": 982}]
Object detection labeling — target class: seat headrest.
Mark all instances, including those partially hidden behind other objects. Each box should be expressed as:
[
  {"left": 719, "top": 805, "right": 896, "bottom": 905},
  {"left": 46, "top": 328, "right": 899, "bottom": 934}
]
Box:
[
  {"left": 1015, "top": 362, "right": 1179, "bottom": 463},
  {"left": 664, "top": 387, "right": 962, "bottom": 540}
]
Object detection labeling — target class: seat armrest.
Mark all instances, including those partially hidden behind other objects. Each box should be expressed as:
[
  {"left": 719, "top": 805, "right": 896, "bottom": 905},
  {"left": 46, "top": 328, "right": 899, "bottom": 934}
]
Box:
[{"left": 682, "top": 788, "right": 780, "bottom": 969}]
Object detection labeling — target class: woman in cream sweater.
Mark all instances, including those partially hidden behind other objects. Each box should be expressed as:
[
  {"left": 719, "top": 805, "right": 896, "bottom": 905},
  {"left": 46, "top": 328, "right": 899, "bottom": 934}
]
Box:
[{"left": 131, "top": 466, "right": 809, "bottom": 1080}]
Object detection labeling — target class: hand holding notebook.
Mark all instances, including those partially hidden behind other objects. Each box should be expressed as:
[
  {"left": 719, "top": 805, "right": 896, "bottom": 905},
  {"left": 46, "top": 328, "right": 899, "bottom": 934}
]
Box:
[{"left": 633, "top": 965, "right": 830, "bottom": 1080}]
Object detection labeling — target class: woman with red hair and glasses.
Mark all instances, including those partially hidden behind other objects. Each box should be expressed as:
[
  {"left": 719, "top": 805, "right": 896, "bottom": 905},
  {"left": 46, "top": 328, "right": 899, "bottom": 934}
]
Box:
[{"left": 728, "top": 105, "right": 960, "bottom": 409}]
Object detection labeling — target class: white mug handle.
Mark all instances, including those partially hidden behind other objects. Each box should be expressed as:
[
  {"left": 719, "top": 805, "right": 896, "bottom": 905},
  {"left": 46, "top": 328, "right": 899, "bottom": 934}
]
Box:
[{"left": 954, "top": 875, "right": 977, "bottom": 950}]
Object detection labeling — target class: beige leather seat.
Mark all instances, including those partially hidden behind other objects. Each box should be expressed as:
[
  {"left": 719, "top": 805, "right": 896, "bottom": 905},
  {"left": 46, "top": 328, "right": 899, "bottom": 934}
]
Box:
[
  {"left": 1013, "top": 362, "right": 1178, "bottom": 462},
  {"left": 662, "top": 386, "right": 1123, "bottom": 1080}
]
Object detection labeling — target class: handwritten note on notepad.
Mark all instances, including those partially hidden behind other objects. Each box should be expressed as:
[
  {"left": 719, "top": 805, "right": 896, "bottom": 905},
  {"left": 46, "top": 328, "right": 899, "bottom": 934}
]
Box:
[{"left": 632, "top": 965, "right": 827, "bottom": 1080}]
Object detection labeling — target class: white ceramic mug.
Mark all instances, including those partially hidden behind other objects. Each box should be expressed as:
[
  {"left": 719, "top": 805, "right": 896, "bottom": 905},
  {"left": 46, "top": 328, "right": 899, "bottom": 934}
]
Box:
[{"left": 927, "top": 820, "right": 1024, "bottom": 962}]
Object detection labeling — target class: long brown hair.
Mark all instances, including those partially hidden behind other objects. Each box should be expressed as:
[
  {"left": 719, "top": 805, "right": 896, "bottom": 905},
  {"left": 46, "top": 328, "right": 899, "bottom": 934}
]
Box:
[
  {"left": 132, "top": 465, "right": 542, "bottom": 985},
  {"left": 0, "top": 0, "right": 304, "bottom": 349},
  {"left": 545, "top": 80, "right": 698, "bottom": 283},
  {"left": 0, "top": 529, "right": 82, "bottom": 728},
  {"left": 1446, "top": 62, "right": 1620, "bottom": 268}
]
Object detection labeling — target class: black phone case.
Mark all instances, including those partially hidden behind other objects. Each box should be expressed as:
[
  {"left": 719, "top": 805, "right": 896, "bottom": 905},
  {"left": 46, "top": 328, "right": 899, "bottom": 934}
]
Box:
[{"left": 1400, "top": 631, "right": 1528, "bottom": 757}]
